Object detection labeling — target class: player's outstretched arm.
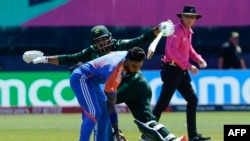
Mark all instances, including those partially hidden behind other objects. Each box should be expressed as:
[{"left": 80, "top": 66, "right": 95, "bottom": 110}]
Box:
[
  {"left": 23, "top": 50, "right": 59, "bottom": 65},
  {"left": 33, "top": 56, "right": 59, "bottom": 65}
]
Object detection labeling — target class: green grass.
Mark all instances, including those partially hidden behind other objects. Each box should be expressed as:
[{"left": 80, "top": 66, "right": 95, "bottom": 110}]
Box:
[{"left": 0, "top": 112, "right": 249, "bottom": 141}]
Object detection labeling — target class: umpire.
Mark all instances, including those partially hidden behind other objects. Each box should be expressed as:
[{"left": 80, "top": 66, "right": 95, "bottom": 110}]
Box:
[{"left": 152, "top": 5, "right": 211, "bottom": 141}]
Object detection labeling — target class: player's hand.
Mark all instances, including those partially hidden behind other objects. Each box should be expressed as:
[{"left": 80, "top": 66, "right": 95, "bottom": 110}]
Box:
[
  {"left": 198, "top": 59, "right": 207, "bottom": 68},
  {"left": 23, "top": 50, "right": 44, "bottom": 63},
  {"left": 158, "top": 19, "right": 175, "bottom": 37},
  {"left": 114, "top": 130, "right": 127, "bottom": 141},
  {"left": 189, "top": 65, "right": 199, "bottom": 75},
  {"left": 32, "top": 56, "right": 48, "bottom": 64}
]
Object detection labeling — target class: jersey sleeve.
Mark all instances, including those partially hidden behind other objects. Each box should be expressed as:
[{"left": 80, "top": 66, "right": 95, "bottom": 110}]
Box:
[
  {"left": 104, "top": 62, "right": 124, "bottom": 93},
  {"left": 114, "top": 29, "right": 156, "bottom": 51},
  {"left": 58, "top": 47, "right": 98, "bottom": 65}
]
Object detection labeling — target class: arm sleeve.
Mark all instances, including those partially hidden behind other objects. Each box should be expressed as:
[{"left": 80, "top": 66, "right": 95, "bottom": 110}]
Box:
[
  {"left": 57, "top": 48, "right": 97, "bottom": 65},
  {"left": 189, "top": 45, "right": 202, "bottom": 63},
  {"left": 115, "top": 30, "right": 156, "bottom": 50}
]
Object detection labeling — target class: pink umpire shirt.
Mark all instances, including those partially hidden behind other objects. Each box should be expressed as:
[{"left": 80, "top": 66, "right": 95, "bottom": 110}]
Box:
[{"left": 162, "top": 21, "right": 202, "bottom": 70}]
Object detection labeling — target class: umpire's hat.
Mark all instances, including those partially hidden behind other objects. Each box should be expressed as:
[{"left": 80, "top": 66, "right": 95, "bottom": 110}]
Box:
[{"left": 177, "top": 5, "right": 202, "bottom": 19}]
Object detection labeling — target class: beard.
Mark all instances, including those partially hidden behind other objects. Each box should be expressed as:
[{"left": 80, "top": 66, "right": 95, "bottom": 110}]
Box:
[{"left": 124, "top": 65, "right": 137, "bottom": 76}]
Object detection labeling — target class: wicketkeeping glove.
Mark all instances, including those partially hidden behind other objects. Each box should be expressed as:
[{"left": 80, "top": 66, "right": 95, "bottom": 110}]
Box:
[
  {"left": 23, "top": 50, "right": 44, "bottom": 63},
  {"left": 158, "top": 19, "right": 175, "bottom": 37}
]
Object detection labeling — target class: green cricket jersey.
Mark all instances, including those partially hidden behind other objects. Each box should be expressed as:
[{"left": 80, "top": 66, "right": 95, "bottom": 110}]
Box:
[{"left": 57, "top": 30, "right": 156, "bottom": 65}]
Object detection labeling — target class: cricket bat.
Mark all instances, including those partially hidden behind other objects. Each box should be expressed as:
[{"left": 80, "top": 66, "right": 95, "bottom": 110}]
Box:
[{"left": 146, "top": 30, "right": 164, "bottom": 60}]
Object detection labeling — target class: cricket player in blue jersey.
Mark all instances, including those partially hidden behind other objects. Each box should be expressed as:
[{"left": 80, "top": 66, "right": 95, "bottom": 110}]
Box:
[{"left": 70, "top": 47, "right": 145, "bottom": 141}]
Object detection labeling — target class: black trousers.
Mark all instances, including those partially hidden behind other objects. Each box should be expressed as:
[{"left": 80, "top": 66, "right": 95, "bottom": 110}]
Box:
[{"left": 153, "top": 62, "right": 198, "bottom": 138}]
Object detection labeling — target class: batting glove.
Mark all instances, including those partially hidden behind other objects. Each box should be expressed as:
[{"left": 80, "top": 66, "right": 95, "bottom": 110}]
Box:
[
  {"left": 158, "top": 19, "right": 175, "bottom": 37},
  {"left": 23, "top": 50, "right": 44, "bottom": 63},
  {"left": 32, "top": 56, "right": 48, "bottom": 64}
]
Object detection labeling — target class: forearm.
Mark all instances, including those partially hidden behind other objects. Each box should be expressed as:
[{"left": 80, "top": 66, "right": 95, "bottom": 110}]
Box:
[
  {"left": 109, "top": 111, "right": 119, "bottom": 130},
  {"left": 47, "top": 56, "right": 59, "bottom": 65},
  {"left": 152, "top": 26, "right": 161, "bottom": 36},
  {"left": 106, "top": 92, "right": 119, "bottom": 130}
]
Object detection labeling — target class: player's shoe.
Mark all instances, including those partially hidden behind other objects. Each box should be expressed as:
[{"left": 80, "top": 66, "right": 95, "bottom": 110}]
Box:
[
  {"left": 175, "top": 135, "right": 188, "bottom": 141},
  {"left": 189, "top": 134, "right": 211, "bottom": 141}
]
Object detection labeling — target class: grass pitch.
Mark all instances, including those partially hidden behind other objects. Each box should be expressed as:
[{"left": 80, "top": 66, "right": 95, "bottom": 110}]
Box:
[{"left": 0, "top": 111, "right": 249, "bottom": 141}]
